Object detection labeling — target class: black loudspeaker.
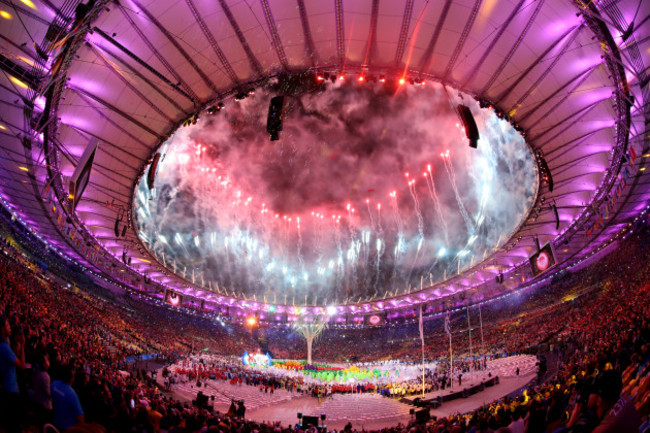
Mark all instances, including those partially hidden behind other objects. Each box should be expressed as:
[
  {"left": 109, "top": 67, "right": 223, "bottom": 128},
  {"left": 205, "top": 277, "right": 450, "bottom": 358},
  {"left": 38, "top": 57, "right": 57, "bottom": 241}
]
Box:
[
  {"left": 457, "top": 104, "right": 480, "bottom": 148},
  {"left": 415, "top": 408, "right": 430, "bottom": 424},
  {"left": 267, "top": 96, "right": 285, "bottom": 141},
  {"left": 147, "top": 152, "right": 161, "bottom": 190},
  {"left": 551, "top": 204, "right": 560, "bottom": 230},
  {"left": 320, "top": 414, "right": 326, "bottom": 421},
  {"left": 302, "top": 416, "right": 319, "bottom": 427}
]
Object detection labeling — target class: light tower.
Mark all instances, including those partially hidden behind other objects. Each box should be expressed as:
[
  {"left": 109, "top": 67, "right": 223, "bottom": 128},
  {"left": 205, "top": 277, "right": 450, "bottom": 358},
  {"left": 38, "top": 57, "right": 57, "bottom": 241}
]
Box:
[{"left": 293, "top": 317, "right": 328, "bottom": 365}]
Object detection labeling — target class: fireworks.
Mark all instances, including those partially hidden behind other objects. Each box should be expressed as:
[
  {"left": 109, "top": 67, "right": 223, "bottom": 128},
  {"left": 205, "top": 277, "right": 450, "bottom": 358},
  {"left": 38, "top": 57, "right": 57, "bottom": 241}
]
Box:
[{"left": 134, "top": 81, "right": 537, "bottom": 305}]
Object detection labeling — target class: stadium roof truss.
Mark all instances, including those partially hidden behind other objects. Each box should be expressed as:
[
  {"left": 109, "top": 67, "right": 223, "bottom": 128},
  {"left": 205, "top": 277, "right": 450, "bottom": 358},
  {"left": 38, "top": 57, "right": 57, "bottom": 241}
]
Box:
[{"left": 0, "top": 0, "right": 648, "bottom": 318}]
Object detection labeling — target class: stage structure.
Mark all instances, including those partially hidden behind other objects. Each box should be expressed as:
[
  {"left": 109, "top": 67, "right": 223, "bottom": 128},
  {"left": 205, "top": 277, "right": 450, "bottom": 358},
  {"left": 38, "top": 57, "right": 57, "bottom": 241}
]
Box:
[
  {"left": 242, "top": 350, "right": 272, "bottom": 368},
  {"left": 293, "top": 318, "right": 328, "bottom": 365}
]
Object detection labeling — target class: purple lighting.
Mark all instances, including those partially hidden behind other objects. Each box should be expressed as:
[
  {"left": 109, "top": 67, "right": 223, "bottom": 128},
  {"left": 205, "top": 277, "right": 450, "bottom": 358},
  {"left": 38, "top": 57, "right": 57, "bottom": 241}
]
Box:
[{"left": 544, "top": 16, "right": 582, "bottom": 40}]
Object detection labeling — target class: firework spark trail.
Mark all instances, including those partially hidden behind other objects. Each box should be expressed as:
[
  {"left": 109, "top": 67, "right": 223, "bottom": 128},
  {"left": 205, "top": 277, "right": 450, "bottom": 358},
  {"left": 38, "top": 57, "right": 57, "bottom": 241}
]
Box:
[
  {"left": 407, "top": 179, "right": 425, "bottom": 238},
  {"left": 425, "top": 254, "right": 441, "bottom": 280},
  {"left": 258, "top": 203, "right": 272, "bottom": 269},
  {"left": 225, "top": 236, "right": 234, "bottom": 289},
  {"left": 242, "top": 198, "right": 254, "bottom": 264},
  {"left": 376, "top": 202, "right": 384, "bottom": 238},
  {"left": 389, "top": 191, "right": 404, "bottom": 234},
  {"left": 360, "top": 232, "right": 370, "bottom": 290},
  {"left": 389, "top": 190, "right": 405, "bottom": 279},
  {"left": 352, "top": 248, "right": 359, "bottom": 292},
  {"left": 296, "top": 217, "right": 304, "bottom": 270},
  {"left": 345, "top": 204, "right": 360, "bottom": 290},
  {"left": 424, "top": 165, "right": 449, "bottom": 245},
  {"left": 375, "top": 237, "right": 384, "bottom": 290},
  {"left": 333, "top": 217, "right": 344, "bottom": 292},
  {"left": 346, "top": 203, "right": 356, "bottom": 242},
  {"left": 333, "top": 216, "right": 342, "bottom": 259},
  {"left": 406, "top": 178, "right": 426, "bottom": 285},
  {"left": 313, "top": 213, "right": 324, "bottom": 263},
  {"left": 441, "top": 151, "right": 475, "bottom": 234},
  {"left": 371, "top": 202, "right": 386, "bottom": 292},
  {"left": 363, "top": 200, "right": 373, "bottom": 262},
  {"left": 271, "top": 218, "right": 288, "bottom": 289},
  {"left": 366, "top": 199, "right": 375, "bottom": 229}
]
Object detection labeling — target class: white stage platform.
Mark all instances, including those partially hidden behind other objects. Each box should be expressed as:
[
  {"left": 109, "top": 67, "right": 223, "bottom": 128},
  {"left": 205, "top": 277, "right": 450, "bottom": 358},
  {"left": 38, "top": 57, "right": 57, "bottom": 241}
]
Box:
[{"left": 160, "top": 355, "right": 537, "bottom": 430}]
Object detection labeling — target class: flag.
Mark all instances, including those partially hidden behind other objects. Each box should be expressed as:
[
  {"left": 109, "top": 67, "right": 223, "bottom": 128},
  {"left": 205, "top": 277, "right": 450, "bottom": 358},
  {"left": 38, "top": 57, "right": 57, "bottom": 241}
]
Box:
[
  {"left": 418, "top": 305, "right": 424, "bottom": 346},
  {"left": 629, "top": 144, "right": 637, "bottom": 168},
  {"left": 444, "top": 314, "right": 451, "bottom": 337}
]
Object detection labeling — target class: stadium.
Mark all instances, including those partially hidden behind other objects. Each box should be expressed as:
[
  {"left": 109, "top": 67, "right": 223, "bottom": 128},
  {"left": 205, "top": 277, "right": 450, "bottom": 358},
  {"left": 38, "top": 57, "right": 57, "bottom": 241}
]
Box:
[{"left": 0, "top": 0, "right": 648, "bottom": 432}]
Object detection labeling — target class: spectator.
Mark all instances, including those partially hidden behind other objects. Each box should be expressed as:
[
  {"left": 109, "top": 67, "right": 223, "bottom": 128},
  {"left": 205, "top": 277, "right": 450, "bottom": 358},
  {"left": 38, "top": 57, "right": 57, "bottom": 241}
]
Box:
[
  {"left": 590, "top": 370, "right": 641, "bottom": 433},
  {"left": 507, "top": 407, "right": 524, "bottom": 433},
  {"left": 237, "top": 399, "right": 246, "bottom": 419},
  {"left": 0, "top": 312, "right": 25, "bottom": 432},
  {"left": 228, "top": 399, "right": 236, "bottom": 417},
  {"left": 29, "top": 352, "right": 53, "bottom": 422},
  {"left": 52, "top": 364, "right": 85, "bottom": 430}
]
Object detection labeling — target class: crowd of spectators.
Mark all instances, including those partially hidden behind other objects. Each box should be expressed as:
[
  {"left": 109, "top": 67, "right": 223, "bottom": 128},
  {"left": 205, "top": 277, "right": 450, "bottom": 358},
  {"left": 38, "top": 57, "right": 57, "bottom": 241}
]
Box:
[{"left": 0, "top": 216, "right": 649, "bottom": 432}]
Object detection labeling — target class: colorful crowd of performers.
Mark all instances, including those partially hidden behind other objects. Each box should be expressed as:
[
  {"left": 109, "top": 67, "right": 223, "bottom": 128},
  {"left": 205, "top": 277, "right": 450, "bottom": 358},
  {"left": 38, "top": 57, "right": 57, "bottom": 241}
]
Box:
[{"left": 163, "top": 352, "right": 504, "bottom": 399}]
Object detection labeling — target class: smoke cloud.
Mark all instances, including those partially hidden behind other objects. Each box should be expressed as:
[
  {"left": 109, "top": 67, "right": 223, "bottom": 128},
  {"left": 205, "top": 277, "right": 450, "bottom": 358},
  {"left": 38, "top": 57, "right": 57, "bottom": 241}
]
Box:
[{"left": 135, "top": 80, "right": 537, "bottom": 305}]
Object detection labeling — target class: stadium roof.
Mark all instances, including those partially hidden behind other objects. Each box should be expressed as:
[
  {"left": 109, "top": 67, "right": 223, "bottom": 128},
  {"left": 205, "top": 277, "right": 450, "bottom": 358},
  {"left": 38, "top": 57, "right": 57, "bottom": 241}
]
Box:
[{"left": 0, "top": 0, "right": 648, "bottom": 317}]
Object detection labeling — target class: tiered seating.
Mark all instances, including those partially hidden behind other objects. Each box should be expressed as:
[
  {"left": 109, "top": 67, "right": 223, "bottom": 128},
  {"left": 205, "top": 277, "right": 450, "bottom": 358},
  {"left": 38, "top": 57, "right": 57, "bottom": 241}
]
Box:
[{"left": 2, "top": 220, "right": 650, "bottom": 432}]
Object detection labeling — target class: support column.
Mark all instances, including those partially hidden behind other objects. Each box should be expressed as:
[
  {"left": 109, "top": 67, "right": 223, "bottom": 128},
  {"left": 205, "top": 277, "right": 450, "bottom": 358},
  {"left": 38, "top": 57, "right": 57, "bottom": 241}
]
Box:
[
  {"left": 306, "top": 334, "right": 314, "bottom": 365},
  {"left": 294, "top": 320, "right": 327, "bottom": 365}
]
